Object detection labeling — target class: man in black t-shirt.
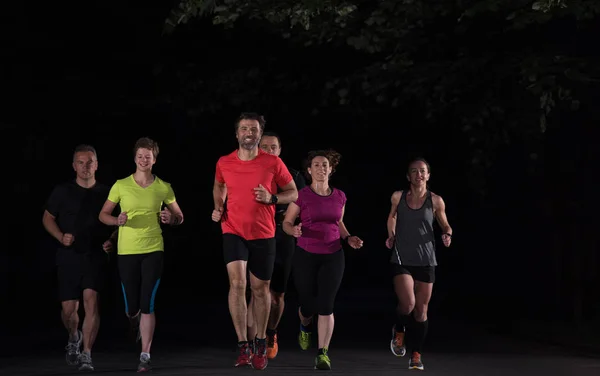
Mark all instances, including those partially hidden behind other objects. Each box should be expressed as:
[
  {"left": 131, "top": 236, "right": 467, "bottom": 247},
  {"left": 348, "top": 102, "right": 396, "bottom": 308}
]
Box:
[{"left": 42, "top": 144, "right": 117, "bottom": 371}]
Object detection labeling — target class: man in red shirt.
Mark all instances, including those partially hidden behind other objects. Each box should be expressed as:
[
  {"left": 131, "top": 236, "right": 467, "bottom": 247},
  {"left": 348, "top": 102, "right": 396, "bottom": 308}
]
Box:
[{"left": 212, "top": 112, "right": 298, "bottom": 370}]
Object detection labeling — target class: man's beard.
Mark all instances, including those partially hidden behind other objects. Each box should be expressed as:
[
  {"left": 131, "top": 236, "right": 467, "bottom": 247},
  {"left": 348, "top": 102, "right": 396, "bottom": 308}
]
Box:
[{"left": 239, "top": 138, "right": 258, "bottom": 150}]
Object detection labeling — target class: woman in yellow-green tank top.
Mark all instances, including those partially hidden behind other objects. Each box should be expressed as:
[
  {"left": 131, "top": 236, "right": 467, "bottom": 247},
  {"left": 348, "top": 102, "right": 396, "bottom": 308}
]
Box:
[{"left": 99, "top": 137, "right": 184, "bottom": 372}]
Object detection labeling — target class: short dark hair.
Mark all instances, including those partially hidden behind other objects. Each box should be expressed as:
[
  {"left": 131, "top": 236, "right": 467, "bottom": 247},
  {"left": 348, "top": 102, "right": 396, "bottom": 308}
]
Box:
[
  {"left": 235, "top": 112, "right": 266, "bottom": 132},
  {"left": 134, "top": 137, "right": 159, "bottom": 159},
  {"left": 73, "top": 144, "right": 97, "bottom": 160},
  {"left": 261, "top": 131, "right": 281, "bottom": 147}
]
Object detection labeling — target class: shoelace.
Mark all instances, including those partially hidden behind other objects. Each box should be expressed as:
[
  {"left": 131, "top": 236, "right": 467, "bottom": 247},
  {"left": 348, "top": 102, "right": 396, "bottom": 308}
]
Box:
[
  {"left": 65, "top": 342, "right": 79, "bottom": 352},
  {"left": 394, "top": 332, "right": 405, "bottom": 346},
  {"left": 256, "top": 341, "right": 266, "bottom": 355},
  {"left": 79, "top": 353, "right": 91, "bottom": 363},
  {"left": 411, "top": 352, "right": 421, "bottom": 363},
  {"left": 239, "top": 344, "right": 250, "bottom": 357},
  {"left": 267, "top": 335, "right": 276, "bottom": 347}
]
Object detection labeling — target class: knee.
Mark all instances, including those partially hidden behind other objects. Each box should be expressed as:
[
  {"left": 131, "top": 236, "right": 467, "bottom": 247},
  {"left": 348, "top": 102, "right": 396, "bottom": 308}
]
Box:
[
  {"left": 229, "top": 278, "right": 247, "bottom": 294},
  {"left": 127, "top": 309, "right": 141, "bottom": 318},
  {"left": 413, "top": 305, "right": 428, "bottom": 322},
  {"left": 300, "top": 306, "right": 313, "bottom": 319},
  {"left": 271, "top": 291, "right": 284, "bottom": 306},
  {"left": 62, "top": 304, "right": 78, "bottom": 318},
  {"left": 251, "top": 281, "right": 270, "bottom": 298},
  {"left": 83, "top": 297, "right": 98, "bottom": 314},
  {"left": 397, "top": 300, "right": 415, "bottom": 315}
]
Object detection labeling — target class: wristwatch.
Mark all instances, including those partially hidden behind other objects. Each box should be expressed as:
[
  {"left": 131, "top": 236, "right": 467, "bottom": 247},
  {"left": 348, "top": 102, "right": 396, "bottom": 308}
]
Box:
[{"left": 270, "top": 194, "right": 278, "bottom": 204}]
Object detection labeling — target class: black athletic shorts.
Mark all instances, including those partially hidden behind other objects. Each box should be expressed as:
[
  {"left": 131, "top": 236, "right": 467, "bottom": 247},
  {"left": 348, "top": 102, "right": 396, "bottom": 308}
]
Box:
[
  {"left": 223, "top": 233, "right": 276, "bottom": 281},
  {"left": 390, "top": 263, "right": 436, "bottom": 284},
  {"left": 270, "top": 225, "right": 295, "bottom": 293},
  {"left": 56, "top": 250, "right": 108, "bottom": 302}
]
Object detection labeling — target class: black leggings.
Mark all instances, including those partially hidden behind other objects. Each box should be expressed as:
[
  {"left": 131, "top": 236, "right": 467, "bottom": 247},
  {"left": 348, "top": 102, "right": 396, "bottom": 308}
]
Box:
[
  {"left": 118, "top": 251, "right": 163, "bottom": 316},
  {"left": 293, "top": 247, "right": 345, "bottom": 317}
]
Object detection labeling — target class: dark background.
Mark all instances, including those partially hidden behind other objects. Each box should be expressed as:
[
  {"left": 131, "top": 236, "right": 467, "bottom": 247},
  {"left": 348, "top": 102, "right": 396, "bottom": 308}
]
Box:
[{"left": 2, "top": 1, "right": 600, "bottom": 356}]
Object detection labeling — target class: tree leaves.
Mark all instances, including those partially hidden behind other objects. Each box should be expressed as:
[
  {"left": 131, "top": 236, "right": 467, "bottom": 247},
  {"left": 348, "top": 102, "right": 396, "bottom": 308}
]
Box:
[{"left": 161, "top": 0, "right": 600, "bottom": 188}]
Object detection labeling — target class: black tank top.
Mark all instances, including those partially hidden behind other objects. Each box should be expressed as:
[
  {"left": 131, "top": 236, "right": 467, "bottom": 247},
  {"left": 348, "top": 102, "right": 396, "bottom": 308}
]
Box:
[{"left": 390, "top": 190, "right": 437, "bottom": 266}]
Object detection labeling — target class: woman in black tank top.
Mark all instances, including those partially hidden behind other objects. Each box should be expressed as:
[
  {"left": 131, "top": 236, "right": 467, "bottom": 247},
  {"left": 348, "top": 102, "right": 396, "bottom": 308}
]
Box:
[{"left": 384, "top": 158, "right": 453, "bottom": 371}]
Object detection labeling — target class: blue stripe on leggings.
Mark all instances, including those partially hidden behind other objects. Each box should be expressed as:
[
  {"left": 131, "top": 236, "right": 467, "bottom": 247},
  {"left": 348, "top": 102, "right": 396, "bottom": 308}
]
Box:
[
  {"left": 149, "top": 278, "right": 161, "bottom": 313},
  {"left": 121, "top": 283, "right": 129, "bottom": 314}
]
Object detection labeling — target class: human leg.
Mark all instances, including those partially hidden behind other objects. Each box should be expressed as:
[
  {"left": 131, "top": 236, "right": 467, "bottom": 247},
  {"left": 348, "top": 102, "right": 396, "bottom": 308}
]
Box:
[
  {"left": 223, "top": 234, "right": 251, "bottom": 367},
  {"left": 408, "top": 267, "right": 435, "bottom": 371},
  {"left": 390, "top": 264, "right": 416, "bottom": 357},
  {"left": 57, "top": 259, "right": 83, "bottom": 366},
  {"left": 292, "top": 247, "right": 318, "bottom": 351},
  {"left": 136, "top": 251, "right": 164, "bottom": 372},
  {"left": 314, "top": 250, "right": 345, "bottom": 370},
  {"left": 247, "top": 237, "right": 276, "bottom": 370}
]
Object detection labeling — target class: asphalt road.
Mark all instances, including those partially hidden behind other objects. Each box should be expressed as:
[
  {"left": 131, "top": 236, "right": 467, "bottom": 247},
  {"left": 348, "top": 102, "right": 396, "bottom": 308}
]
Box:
[{"left": 2, "top": 288, "right": 597, "bottom": 375}]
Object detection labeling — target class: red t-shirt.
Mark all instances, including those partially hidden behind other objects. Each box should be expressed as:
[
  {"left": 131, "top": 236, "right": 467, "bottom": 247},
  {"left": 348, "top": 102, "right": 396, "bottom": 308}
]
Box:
[{"left": 215, "top": 149, "right": 293, "bottom": 240}]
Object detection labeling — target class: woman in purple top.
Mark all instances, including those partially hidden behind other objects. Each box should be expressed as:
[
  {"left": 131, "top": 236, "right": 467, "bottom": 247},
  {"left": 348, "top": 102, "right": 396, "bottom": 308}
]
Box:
[{"left": 283, "top": 149, "right": 363, "bottom": 370}]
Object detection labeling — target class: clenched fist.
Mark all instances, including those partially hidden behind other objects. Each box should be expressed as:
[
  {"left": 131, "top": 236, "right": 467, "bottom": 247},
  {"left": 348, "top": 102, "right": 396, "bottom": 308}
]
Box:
[
  {"left": 61, "top": 233, "right": 74, "bottom": 247},
  {"left": 212, "top": 207, "right": 223, "bottom": 222},
  {"left": 290, "top": 223, "right": 302, "bottom": 238},
  {"left": 103, "top": 239, "right": 114, "bottom": 252},
  {"left": 253, "top": 184, "right": 272, "bottom": 204},
  {"left": 117, "top": 212, "right": 128, "bottom": 226},
  {"left": 385, "top": 236, "right": 395, "bottom": 249},
  {"left": 160, "top": 208, "right": 171, "bottom": 224}
]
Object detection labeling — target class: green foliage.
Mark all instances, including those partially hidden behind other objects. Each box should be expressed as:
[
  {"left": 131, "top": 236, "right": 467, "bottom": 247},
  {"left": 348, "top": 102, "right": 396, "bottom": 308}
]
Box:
[{"left": 163, "top": 0, "right": 600, "bottom": 181}]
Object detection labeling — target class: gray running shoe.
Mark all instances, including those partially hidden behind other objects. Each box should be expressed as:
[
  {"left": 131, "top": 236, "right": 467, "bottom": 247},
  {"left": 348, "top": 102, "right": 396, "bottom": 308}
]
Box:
[
  {"left": 137, "top": 353, "right": 152, "bottom": 372},
  {"left": 65, "top": 330, "right": 82, "bottom": 366},
  {"left": 78, "top": 352, "right": 94, "bottom": 371}
]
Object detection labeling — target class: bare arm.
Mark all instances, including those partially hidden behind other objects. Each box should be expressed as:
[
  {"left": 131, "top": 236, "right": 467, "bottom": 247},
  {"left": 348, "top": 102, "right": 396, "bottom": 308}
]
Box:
[
  {"left": 213, "top": 179, "right": 227, "bottom": 210},
  {"left": 433, "top": 194, "right": 452, "bottom": 235},
  {"left": 387, "top": 191, "right": 402, "bottom": 238},
  {"left": 109, "top": 229, "right": 118, "bottom": 241},
  {"left": 274, "top": 180, "right": 298, "bottom": 205},
  {"left": 282, "top": 202, "right": 301, "bottom": 236},
  {"left": 42, "top": 210, "right": 63, "bottom": 242},
  {"left": 338, "top": 205, "right": 351, "bottom": 240},
  {"left": 99, "top": 200, "right": 119, "bottom": 226}
]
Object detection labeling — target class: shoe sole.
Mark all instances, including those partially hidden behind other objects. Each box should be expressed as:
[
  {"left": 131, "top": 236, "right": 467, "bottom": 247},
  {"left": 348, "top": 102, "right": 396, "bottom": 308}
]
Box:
[
  {"left": 267, "top": 347, "right": 278, "bottom": 359},
  {"left": 250, "top": 361, "right": 268, "bottom": 370},
  {"left": 390, "top": 339, "right": 406, "bottom": 357},
  {"left": 66, "top": 356, "right": 79, "bottom": 366}
]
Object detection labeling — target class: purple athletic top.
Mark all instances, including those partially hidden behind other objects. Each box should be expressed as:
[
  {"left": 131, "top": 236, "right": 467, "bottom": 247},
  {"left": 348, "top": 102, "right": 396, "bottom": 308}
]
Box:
[{"left": 295, "top": 186, "right": 347, "bottom": 254}]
